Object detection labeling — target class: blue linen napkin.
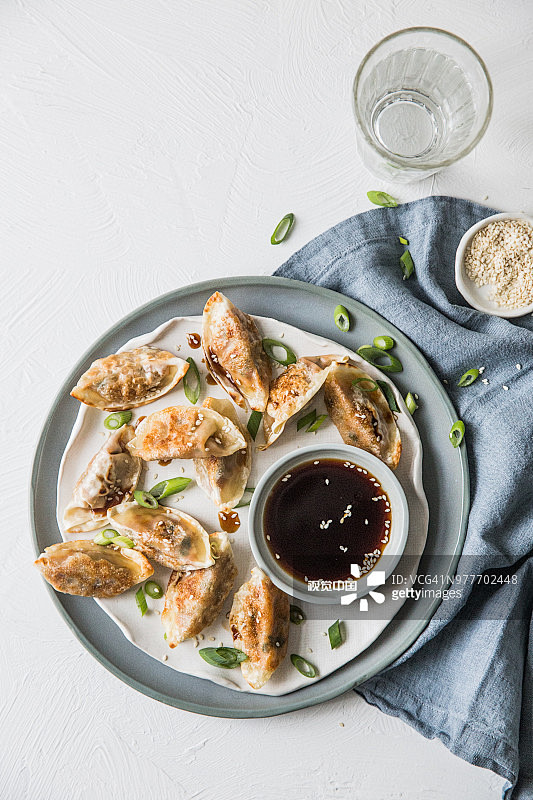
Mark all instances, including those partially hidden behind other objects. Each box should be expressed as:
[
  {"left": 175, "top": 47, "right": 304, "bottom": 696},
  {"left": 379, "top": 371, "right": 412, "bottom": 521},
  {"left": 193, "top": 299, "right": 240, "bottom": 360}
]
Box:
[{"left": 274, "top": 196, "right": 533, "bottom": 799}]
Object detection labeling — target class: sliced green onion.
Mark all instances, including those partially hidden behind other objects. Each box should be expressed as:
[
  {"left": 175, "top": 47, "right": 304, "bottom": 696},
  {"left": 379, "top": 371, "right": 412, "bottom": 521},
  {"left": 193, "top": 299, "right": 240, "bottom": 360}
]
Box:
[
  {"left": 183, "top": 357, "right": 201, "bottom": 404},
  {"left": 405, "top": 392, "right": 418, "bottom": 414},
  {"left": 367, "top": 191, "right": 398, "bottom": 207},
  {"left": 297, "top": 408, "right": 317, "bottom": 431},
  {"left": 449, "top": 420, "right": 465, "bottom": 448},
  {"left": 290, "top": 654, "right": 317, "bottom": 678},
  {"left": 93, "top": 530, "right": 118, "bottom": 546},
  {"left": 400, "top": 249, "right": 415, "bottom": 280},
  {"left": 373, "top": 335, "right": 394, "bottom": 351},
  {"left": 134, "top": 490, "right": 159, "bottom": 509},
  {"left": 104, "top": 411, "right": 132, "bottom": 430},
  {"left": 247, "top": 410, "right": 262, "bottom": 441},
  {"left": 457, "top": 368, "right": 480, "bottom": 388},
  {"left": 399, "top": 236, "right": 409, "bottom": 245},
  {"left": 376, "top": 380, "right": 400, "bottom": 413},
  {"left": 307, "top": 414, "right": 327, "bottom": 433},
  {"left": 334, "top": 304, "right": 351, "bottom": 332},
  {"left": 150, "top": 477, "right": 192, "bottom": 499},
  {"left": 328, "top": 620, "right": 343, "bottom": 649},
  {"left": 112, "top": 535, "right": 135, "bottom": 549},
  {"left": 290, "top": 605, "right": 306, "bottom": 625},
  {"left": 262, "top": 338, "right": 297, "bottom": 366},
  {"left": 271, "top": 213, "right": 295, "bottom": 245},
  {"left": 357, "top": 345, "right": 403, "bottom": 373},
  {"left": 199, "top": 647, "right": 249, "bottom": 669},
  {"left": 144, "top": 580, "right": 163, "bottom": 599},
  {"left": 235, "top": 487, "right": 255, "bottom": 508},
  {"left": 352, "top": 377, "right": 378, "bottom": 392},
  {"left": 135, "top": 586, "right": 147, "bottom": 617}
]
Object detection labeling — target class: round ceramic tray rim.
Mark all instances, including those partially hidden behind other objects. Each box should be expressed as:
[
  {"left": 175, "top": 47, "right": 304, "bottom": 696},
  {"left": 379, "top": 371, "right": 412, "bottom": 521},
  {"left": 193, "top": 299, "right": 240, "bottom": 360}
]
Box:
[{"left": 30, "top": 275, "right": 469, "bottom": 718}]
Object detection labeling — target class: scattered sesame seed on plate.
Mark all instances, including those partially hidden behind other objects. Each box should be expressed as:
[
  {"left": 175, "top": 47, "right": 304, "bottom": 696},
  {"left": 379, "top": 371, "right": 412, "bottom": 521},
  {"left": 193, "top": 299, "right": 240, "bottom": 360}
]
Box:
[
  {"left": 516, "top": 364, "right": 522, "bottom": 370},
  {"left": 503, "top": 385, "right": 509, "bottom": 390}
]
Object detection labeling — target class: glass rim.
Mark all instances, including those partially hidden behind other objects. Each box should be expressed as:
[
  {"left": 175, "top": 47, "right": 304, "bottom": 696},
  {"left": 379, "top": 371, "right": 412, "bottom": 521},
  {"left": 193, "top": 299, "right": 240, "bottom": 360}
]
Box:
[{"left": 352, "top": 27, "right": 494, "bottom": 170}]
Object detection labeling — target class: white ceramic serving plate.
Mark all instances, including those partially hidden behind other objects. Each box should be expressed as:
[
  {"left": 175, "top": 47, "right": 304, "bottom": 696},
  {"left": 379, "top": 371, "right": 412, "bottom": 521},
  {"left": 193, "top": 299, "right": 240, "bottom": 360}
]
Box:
[
  {"left": 455, "top": 211, "right": 533, "bottom": 317},
  {"left": 248, "top": 444, "right": 409, "bottom": 605}
]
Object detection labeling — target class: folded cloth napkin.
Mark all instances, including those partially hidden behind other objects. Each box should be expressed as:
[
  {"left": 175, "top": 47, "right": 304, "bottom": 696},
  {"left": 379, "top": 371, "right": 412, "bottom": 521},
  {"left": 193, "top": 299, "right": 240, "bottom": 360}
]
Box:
[{"left": 275, "top": 196, "right": 533, "bottom": 799}]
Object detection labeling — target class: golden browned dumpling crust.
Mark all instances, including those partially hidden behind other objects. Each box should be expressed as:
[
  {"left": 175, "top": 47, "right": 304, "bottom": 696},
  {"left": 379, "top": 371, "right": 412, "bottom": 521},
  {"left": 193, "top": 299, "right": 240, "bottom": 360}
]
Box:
[
  {"left": 63, "top": 425, "right": 142, "bottom": 533},
  {"left": 162, "top": 533, "right": 238, "bottom": 647},
  {"left": 324, "top": 361, "right": 401, "bottom": 469},
  {"left": 193, "top": 398, "right": 252, "bottom": 510},
  {"left": 71, "top": 345, "right": 189, "bottom": 411},
  {"left": 202, "top": 292, "right": 271, "bottom": 412},
  {"left": 229, "top": 567, "right": 290, "bottom": 690},
  {"left": 127, "top": 405, "right": 246, "bottom": 461},
  {"left": 107, "top": 502, "right": 214, "bottom": 571},
  {"left": 34, "top": 540, "right": 153, "bottom": 597}
]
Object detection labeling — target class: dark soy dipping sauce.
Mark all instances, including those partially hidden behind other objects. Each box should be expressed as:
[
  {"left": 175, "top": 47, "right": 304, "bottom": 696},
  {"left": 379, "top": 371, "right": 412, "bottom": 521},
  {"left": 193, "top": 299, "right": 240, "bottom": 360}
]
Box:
[
  {"left": 187, "top": 332, "right": 201, "bottom": 349},
  {"left": 264, "top": 458, "right": 391, "bottom": 582},
  {"left": 218, "top": 510, "right": 241, "bottom": 533},
  {"left": 206, "top": 374, "right": 217, "bottom": 386}
]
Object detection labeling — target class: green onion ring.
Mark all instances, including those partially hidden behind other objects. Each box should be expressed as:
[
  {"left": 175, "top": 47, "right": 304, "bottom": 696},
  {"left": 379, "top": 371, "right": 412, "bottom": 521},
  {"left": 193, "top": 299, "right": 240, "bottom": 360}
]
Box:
[
  {"left": 376, "top": 380, "right": 400, "bottom": 413},
  {"left": 290, "top": 605, "right": 306, "bottom": 625},
  {"left": 405, "top": 392, "right": 418, "bottom": 414},
  {"left": 367, "top": 191, "right": 398, "bottom": 207},
  {"left": 357, "top": 345, "right": 403, "bottom": 373},
  {"left": 334, "top": 305, "right": 351, "bottom": 332},
  {"left": 235, "top": 487, "right": 255, "bottom": 508},
  {"left": 183, "top": 357, "right": 201, "bottom": 404},
  {"left": 247, "top": 410, "right": 262, "bottom": 441},
  {"left": 262, "top": 338, "right": 297, "bottom": 366},
  {"left": 199, "top": 647, "right": 249, "bottom": 669},
  {"left": 270, "top": 213, "right": 295, "bottom": 244},
  {"left": 104, "top": 411, "right": 132, "bottom": 430},
  {"left": 373, "top": 335, "right": 394, "bottom": 351},
  {"left": 150, "top": 477, "right": 192, "bottom": 499},
  {"left": 111, "top": 535, "right": 135, "bottom": 549},
  {"left": 134, "top": 490, "right": 159, "bottom": 509},
  {"left": 290, "top": 654, "right": 317, "bottom": 678},
  {"left": 307, "top": 414, "right": 327, "bottom": 433},
  {"left": 144, "top": 580, "right": 163, "bottom": 599},
  {"left": 457, "top": 368, "right": 480, "bottom": 387},
  {"left": 449, "top": 420, "right": 465, "bottom": 448},
  {"left": 135, "top": 586, "right": 147, "bottom": 616},
  {"left": 297, "top": 409, "right": 317, "bottom": 431},
  {"left": 352, "top": 377, "right": 379, "bottom": 392},
  {"left": 400, "top": 249, "right": 415, "bottom": 280},
  {"left": 328, "top": 619, "right": 343, "bottom": 649},
  {"left": 93, "top": 530, "right": 118, "bottom": 546}
]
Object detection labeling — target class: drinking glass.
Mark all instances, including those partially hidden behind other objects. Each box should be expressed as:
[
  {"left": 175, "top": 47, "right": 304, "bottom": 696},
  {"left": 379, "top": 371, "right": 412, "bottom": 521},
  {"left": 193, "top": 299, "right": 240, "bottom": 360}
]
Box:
[{"left": 353, "top": 28, "right": 493, "bottom": 183}]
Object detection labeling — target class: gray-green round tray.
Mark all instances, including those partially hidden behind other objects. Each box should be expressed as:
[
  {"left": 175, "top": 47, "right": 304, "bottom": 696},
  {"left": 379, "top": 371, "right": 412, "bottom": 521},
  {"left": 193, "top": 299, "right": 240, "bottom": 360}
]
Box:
[{"left": 30, "top": 276, "right": 469, "bottom": 718}]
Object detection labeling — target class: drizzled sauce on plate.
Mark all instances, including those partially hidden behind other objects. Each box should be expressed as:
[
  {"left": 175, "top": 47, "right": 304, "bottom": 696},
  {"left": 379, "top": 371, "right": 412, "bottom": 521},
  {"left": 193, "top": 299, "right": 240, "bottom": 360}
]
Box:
[
  {"left": 263, "top": 458, "right": 391, "bottom": 582},
  {"left": 218, "top": 510, "right": 240, "bottom": 533},
  {"left": 186, "top": 332, "right": 201, "bottom": 349}
]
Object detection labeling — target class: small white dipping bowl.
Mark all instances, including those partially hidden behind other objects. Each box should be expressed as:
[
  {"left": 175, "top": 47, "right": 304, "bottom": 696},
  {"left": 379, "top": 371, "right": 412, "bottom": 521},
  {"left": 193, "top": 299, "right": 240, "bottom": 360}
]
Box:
[
  {"left": 455, "top": 211, "right": 533, "bottom": 318},
  {"left": 248, "top": 443, "right": 409, "bottom": 606}
]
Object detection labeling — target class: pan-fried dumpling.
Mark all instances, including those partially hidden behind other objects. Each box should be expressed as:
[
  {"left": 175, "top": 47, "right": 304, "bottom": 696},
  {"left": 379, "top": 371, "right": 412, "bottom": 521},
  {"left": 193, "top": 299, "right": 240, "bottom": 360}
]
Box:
[
  {"left": 202, "top": 292, "right": 271, "bottom": 412},
  {"left": 162, "top": 532, "right": 237, "bottom": 647},
  {"left": 324, "top": 361, "right": 401, "bottom": 469},
  {"left": 194, "top": 398, "right": 252, "bottom": 510},
  {"left": 229, "top": 567, "right": 290, "bottom": 690},
  {"left": 71, "top": 345, "right": 189, "bottom": 411},
  {"left": 63, "top": 425, "right": 142, "bottom": 533},
  {"left": 260, "top": 354, "right": 348, "bottom": 449},
  {"left": 127, "top": 405, "right": 246, "bottom": 462},
  {"left": 34, "top": 540, "right": 153, "bottom": 597},
  {"left": 107, "top": 502, "right": 214, "bottom": 571}
]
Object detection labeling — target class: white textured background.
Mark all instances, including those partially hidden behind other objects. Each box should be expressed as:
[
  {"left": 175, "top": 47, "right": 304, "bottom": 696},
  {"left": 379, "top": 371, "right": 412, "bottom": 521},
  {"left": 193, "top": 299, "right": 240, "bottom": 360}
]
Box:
[{"left": 4, "top": 0, "right": 532, "bottom": 797}]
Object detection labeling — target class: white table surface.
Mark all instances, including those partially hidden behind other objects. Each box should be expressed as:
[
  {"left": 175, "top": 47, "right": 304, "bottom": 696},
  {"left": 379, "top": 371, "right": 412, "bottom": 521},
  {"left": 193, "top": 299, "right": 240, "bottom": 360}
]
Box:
[{"left": 5, "top": 0, "right": 532, "bottom": 797}]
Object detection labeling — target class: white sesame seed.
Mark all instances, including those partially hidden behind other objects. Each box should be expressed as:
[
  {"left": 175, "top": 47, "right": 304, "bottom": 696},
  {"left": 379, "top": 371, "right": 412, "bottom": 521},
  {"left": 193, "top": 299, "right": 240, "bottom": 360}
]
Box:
[
  {"left": 478, "top": 366, "right": 485, "bottom": 374},
  {"left": 503, "top": 385, "right": 509, "bottom": 391},
  {"left": 481, "top": 378, "right": 489, "bottom": 384},
  {"left": 162, "top": 653, "right": 168, "bottom": 662},
  {"left": 325, "top": 478, "right": 329, "bottom": 485},
  {"left": 516, "top": 364, "right": 522, "bottom": 370},
  {"left": 314, "top": 460, "right": 320, "bottom": 465},
  {"left": 275, "top": 553, "right": 280, "bottom": 559}
]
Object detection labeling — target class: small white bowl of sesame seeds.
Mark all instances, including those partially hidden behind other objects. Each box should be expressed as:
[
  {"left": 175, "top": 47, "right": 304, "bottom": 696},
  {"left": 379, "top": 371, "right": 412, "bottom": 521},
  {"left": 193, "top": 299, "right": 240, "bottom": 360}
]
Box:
[
  {"left": 455, "top": 212, "right": 533, "bottom": 317},
  {"left": 248, "top": 443, "right": 409, "bottom": 606}
]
